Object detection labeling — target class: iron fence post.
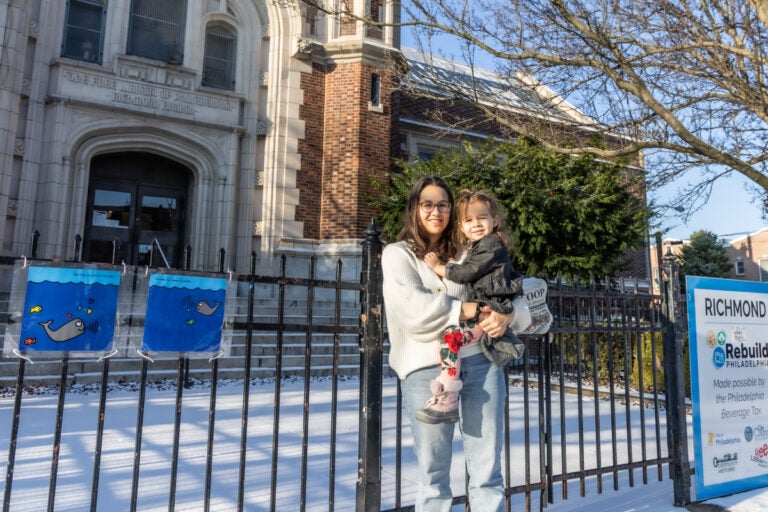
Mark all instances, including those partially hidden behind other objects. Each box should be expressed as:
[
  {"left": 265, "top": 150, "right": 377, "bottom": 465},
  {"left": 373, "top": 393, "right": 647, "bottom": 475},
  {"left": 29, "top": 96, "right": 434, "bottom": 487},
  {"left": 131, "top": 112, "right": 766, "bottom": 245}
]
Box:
[
  {"left": 111, "top": 238, "right": 121, "bottom": 265},
  {"left": 183, "top": 247, "right": 193, "bottom": 388},
  {"left": 356, "top": 219, "right": 384, "bottom": 512},
  {"left": 30, "top": 230, "right": 39, "bottom": 259},
  {"left": 73, "top": 234, "right": 81, "bottom": 262},
  {"left": 660, "top": 250, "right": 691, "bottom": 506}
]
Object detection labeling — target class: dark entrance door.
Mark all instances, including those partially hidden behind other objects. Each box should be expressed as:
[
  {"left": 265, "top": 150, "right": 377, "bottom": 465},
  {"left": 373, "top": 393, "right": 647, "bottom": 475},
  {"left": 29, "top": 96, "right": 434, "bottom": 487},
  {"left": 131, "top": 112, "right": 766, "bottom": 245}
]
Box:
[{"left": 84, "top": 153, "right": 189, "bottom": 267}]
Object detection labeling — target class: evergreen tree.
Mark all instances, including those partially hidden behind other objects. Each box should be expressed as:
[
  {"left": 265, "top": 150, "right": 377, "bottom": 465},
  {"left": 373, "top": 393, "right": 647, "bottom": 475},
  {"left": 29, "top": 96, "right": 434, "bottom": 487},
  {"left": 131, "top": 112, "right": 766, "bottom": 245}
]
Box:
[
  {"left": 374, "top": 139, "right": 652, "bottom": 279},
  {"left": 677, "top": 230, "right": 732, "bottom": 288}
]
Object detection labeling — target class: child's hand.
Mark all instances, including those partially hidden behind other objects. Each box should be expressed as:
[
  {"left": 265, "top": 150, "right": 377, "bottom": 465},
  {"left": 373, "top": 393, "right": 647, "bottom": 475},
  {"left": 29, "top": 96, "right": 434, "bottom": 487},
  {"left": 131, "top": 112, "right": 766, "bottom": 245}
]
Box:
[{"left": 424, "top": 252, "right": 446, "bottom": 277}]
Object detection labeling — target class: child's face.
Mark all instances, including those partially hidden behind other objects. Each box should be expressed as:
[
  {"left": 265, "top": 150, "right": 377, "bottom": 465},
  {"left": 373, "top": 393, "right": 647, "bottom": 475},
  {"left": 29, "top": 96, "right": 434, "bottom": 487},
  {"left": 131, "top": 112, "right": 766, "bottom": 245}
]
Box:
[{"left": 459, "top": 200, "right": 497, "bottom": 242}]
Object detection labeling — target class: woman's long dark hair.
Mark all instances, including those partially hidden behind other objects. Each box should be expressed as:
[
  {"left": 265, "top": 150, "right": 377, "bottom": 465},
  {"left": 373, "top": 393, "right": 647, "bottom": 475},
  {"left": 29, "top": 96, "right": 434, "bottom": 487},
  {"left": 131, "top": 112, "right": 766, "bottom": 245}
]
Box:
[{"left": 396, "top": 176, "right": 458, "bottom": 261}]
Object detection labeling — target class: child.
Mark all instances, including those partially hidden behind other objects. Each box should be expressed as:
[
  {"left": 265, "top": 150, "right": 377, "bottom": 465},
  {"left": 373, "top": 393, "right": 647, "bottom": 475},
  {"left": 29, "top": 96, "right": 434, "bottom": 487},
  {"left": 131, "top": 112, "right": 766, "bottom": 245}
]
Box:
[{"left": 415, "top": 189, "right": 524, "bottom": 424}]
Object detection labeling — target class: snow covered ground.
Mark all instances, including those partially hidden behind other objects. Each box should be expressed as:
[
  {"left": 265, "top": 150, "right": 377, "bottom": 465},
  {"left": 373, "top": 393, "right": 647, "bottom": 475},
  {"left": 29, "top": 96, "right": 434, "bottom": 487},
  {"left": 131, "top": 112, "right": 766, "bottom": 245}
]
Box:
[
  {"left": 544, "top": 474, "right": 768, "bottom": 512},
  {"left": 1, "top": 375, "right": 767, "bottom": 511}
]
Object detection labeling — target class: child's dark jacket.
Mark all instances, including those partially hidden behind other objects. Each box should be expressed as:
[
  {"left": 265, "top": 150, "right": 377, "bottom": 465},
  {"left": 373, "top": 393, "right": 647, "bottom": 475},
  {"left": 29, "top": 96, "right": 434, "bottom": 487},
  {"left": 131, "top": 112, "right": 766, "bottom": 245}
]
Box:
[{"left": 444, "top": 235, "right": 523, "bottom": 315}]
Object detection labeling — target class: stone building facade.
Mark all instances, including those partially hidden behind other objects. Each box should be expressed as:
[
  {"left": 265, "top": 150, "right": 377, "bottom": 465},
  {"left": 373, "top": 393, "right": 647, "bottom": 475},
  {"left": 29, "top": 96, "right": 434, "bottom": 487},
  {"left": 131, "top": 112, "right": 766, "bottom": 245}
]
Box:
[
  {"left": 0, "top": 0, "right": 398, "bottom": 282},
  {"left": 0, "top": 0, "right": 649, "bottom": 284}
]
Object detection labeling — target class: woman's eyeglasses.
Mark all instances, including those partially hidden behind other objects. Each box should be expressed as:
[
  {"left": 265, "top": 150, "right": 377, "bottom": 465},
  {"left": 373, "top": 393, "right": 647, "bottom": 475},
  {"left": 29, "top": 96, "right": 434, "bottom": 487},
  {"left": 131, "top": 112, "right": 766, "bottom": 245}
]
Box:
[{"left": 419, "top": 201, "right": 452, "bottom": 213}]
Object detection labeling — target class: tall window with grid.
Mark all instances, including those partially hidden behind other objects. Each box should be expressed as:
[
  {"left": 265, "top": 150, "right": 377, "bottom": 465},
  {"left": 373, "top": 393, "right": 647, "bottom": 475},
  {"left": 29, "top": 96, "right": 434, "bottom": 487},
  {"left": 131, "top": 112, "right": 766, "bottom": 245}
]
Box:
[
  {"left": 61, "top": 0, "right": 106, "bottom": 63},
  {"left": 127, "top": 0, "right": 187, "bottom": 64},
  {"left": 202, "top": 24, "right": 236, "bottom": 90}
]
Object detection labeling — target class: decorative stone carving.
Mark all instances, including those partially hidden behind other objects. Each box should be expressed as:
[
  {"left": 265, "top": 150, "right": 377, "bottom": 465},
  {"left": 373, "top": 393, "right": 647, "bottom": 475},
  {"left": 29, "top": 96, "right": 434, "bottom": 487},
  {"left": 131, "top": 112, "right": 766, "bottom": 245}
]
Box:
[
  {"left": 28, "top": 21, "right": 39, "bottom": 38},
  {"left": 165, "top": 74, "right": 192, "bottom": 90},
  {"left": 21, "top": 79, "right": 31, "bottom": 96},
  {"left": 7, "top": 200, "right": 17, "bottom": 218},
  {"left": 255, "top": 119, "right": 271, "bottom": 136},
  {"left": 120, "top": 65, "right": 148, "bottom": 82},
  {"left": 260, "top": 72, "right": 268, "bottom": 87},
  {"left": 297, "top": 38, "right": 315, "bottom": 56},
  {"left": 262, "top": 24, "right": 270, "bottom": 39},
  {"left": 14, "top": 138, "right": 24, "bottom": 156},
  {"left": 255, "top": 171, "right": 264, "bottom": 187},
  {"left": 254, "top": 222, "right": 263, "bottom": 236}
]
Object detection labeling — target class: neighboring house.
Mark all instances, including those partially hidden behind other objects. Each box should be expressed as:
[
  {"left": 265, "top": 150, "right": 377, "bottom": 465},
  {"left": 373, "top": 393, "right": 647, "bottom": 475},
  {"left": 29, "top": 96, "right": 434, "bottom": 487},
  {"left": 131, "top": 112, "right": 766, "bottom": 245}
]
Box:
[
  {"left": 649, "top": 228, "right": 768, "bottom": 293},
  {"left": 725, "top": 228, "right": 768, "bottom": 281},
  {"left": 0, "top": 0, "right": 648, "bottom": 285}
]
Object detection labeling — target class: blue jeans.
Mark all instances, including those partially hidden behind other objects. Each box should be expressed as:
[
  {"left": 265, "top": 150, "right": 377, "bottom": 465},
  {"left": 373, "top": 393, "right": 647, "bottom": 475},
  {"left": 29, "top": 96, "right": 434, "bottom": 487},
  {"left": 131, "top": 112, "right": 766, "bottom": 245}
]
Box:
[{"left": 402, "top": 352, "right": 507, "bottom": 512}]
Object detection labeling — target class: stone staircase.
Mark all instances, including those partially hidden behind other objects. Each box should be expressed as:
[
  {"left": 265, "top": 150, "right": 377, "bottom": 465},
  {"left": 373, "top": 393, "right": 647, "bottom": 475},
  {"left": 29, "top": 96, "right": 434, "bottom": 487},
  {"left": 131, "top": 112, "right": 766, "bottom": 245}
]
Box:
[{"left": 0, "top": 295, "right": 376, "bottom": 389}]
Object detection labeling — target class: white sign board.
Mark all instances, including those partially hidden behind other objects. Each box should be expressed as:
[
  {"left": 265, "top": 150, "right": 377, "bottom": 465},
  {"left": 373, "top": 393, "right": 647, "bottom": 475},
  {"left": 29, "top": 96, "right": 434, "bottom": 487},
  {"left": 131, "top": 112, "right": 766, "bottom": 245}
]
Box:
[{"left": 687, "top": 276, "right": 768, "bottom": 500}]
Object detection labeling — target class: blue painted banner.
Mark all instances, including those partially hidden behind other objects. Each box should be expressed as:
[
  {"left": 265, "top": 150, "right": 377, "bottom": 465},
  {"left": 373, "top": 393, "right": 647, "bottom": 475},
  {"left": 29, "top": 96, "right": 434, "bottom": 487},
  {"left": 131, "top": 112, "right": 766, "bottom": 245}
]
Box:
[
  {"left": 687, "top": 276, "right": 768, "bottom": 500},
  {"left": 142, "top": 273, "right": 227, "bottom": 353},
  {"left": 20, "top": 266, "right": 121, "bottom": 352}
]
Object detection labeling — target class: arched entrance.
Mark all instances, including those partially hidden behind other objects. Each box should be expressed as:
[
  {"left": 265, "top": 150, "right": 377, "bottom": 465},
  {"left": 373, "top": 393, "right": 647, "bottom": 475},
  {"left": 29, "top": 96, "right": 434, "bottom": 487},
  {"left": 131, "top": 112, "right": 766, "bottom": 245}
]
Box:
[{"left": 83, "top": 152, "right": 190, "bottom": 267}]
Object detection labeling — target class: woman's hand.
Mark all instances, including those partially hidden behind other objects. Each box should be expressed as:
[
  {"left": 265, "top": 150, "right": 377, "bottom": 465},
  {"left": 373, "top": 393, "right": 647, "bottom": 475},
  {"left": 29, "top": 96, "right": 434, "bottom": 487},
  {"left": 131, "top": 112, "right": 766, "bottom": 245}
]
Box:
[{"left": 478, "top": 307, "right": 514, "bottom": 338}]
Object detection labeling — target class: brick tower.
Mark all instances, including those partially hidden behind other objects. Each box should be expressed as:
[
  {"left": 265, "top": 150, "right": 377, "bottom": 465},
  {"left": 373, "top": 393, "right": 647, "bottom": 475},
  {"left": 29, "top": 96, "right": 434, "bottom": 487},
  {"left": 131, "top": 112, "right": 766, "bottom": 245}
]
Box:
[{"left": 294, "top": 1, "right": 400, "bottom": 240}]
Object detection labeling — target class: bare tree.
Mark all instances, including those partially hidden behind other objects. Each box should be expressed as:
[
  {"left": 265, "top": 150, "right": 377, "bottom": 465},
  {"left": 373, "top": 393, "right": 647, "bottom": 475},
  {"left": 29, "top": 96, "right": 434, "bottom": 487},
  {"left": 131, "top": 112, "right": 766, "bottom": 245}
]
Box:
[{"left": 299, "top": 0, "right": 768, "bottom": 215}]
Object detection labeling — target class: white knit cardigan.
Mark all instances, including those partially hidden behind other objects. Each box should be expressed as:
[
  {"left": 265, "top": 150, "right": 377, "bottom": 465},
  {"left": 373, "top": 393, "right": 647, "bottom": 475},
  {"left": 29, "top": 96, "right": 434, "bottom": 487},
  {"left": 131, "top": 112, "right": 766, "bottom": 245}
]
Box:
[{"left": 382, "top": 241, "right": 481, "bottom": 379}]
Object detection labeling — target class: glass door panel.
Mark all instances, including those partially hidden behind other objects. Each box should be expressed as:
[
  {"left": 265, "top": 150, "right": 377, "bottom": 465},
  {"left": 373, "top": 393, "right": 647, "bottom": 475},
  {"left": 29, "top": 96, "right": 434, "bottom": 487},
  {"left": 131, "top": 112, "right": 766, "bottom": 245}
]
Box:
[
  {"left": 140, "top": 195, "right": 178, "bottom": 231},
  {"left": 86, "top": 185, "right": 134, "bottom": 264},
  {"left": 92, "top": 189, "right": 132, "bottom": 228},
  {"left": 135, "top": 187, "right": 184, "bottom": 267}
]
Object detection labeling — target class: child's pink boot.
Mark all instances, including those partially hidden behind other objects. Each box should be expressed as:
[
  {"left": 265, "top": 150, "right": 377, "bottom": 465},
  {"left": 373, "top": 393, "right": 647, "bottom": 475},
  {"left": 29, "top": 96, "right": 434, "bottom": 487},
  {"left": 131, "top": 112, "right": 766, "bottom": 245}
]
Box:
[{"left": 414, "top": 379, "right": 462, "bottom": 424}]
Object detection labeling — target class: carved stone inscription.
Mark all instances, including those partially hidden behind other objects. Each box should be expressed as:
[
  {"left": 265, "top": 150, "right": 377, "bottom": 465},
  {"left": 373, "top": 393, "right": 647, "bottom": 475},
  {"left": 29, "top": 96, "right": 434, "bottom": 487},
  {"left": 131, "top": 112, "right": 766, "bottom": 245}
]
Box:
[{"left": 59, "top": 68, "right": 240, "bottom": 126}]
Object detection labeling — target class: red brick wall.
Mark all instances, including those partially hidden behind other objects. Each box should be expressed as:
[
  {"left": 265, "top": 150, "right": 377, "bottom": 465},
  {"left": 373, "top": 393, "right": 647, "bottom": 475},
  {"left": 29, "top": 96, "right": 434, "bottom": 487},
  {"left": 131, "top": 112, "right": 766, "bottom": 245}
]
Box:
[
  {"left": 320, "top": 61, "right": 392, "bottom": 238},
  {"left": 296, "top": 59, "right": 395, "bottom": 239},
  {"left": 297, "top": 63, "right": 326, "bottom": 239}
]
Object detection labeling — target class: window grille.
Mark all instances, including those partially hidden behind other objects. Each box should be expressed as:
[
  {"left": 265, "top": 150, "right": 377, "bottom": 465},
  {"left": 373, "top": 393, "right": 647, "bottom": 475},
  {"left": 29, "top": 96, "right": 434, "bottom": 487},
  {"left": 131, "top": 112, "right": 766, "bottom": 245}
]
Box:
[
  {"left": 62, "top": 0, "right": 106, "bottom": 63},
  {"left": 127, "top": 0, "right": 187, "bottom": 64},
  {"left": 202, "top": 25, "right": 236, "bottom": 90}
]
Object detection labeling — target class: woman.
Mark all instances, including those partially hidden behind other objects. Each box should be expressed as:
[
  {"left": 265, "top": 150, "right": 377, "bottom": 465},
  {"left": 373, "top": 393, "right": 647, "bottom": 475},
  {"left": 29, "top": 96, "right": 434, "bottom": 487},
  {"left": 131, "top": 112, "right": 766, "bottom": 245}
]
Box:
[{"left": 382, "top": 176, "right": 519, "bottom": 511}]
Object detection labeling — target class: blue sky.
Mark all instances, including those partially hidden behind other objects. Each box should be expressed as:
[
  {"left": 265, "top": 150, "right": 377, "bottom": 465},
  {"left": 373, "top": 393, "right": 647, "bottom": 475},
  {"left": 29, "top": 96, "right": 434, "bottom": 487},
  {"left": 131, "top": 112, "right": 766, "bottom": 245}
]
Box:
[{"left": 652, "top": 173, "right": 765, "bottom": 241}]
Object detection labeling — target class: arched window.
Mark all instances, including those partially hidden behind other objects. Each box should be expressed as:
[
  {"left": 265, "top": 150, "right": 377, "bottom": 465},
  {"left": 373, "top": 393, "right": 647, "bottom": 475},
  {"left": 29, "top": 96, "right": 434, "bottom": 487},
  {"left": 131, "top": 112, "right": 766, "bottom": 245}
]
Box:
[
  {"left": 61, "top": 0, "right": 106, "bottom": 63},
  {"left": 127, "top": 0, "right": 187, "bottom": 64},
  {"left": 202, "top": 24, "right": 237, "bottom": 90}
]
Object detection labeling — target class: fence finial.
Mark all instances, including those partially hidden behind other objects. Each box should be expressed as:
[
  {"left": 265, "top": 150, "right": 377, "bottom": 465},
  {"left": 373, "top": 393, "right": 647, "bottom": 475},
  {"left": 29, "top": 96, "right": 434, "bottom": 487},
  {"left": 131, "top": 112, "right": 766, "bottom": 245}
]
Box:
[
  {"left": 364, "top": 218, "right": 381, "bottom": 240},
  {"left": 30, "top": 230, "right": 40, "bottom": 259}
]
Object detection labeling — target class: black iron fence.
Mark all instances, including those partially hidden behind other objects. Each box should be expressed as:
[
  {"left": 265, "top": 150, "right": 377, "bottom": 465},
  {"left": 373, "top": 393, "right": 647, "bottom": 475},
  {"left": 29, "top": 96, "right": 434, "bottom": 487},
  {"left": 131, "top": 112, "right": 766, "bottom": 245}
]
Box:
[{"left": 0, "top": 225, "right": 691, "bottom": 511}]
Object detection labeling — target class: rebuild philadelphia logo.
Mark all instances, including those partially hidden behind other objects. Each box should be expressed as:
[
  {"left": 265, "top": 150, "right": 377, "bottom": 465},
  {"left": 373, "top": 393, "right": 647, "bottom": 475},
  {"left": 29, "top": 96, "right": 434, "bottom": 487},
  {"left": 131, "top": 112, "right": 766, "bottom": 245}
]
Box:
[
  {"left": 705, "top": 327, "right": 768, "bottom": 370},
  {"left": 707, "top": 329, "right": 727, "bottom": 369}
]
